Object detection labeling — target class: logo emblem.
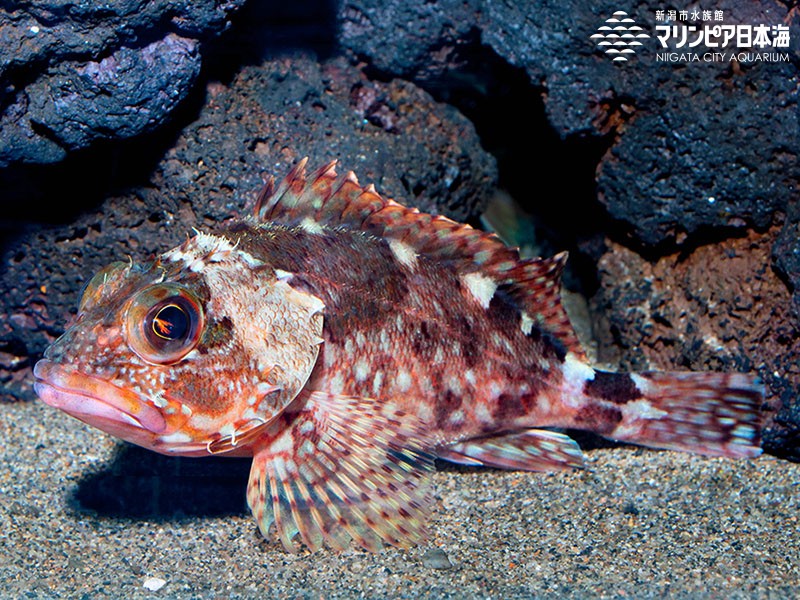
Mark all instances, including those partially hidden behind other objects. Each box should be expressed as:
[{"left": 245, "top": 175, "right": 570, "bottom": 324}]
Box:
[{"left": 591, "top": 10, "right": 650, "bottom": 62}]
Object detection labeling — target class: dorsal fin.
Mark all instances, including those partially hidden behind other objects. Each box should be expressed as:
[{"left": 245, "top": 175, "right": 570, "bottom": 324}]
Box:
[{"left": 253, "top": 159, "right": 583, "bottom": 356}]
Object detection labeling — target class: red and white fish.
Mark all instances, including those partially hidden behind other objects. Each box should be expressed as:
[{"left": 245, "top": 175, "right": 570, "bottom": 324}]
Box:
[{"left": 34, "top": 159, "right": 763, "bottom": 552}]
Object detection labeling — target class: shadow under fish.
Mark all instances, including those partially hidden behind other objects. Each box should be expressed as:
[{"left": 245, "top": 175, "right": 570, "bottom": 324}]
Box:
[{"left": 72, "top": 444, "right": 251, "bottom": 519}]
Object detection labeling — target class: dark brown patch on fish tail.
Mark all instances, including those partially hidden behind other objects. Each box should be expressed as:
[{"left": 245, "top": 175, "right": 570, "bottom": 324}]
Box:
[
  {"left": 584, "top": 371, "right": 642, "bottom": 404},
  {"left": 573, "top": 403, "right": 623, "bottom": 434}
]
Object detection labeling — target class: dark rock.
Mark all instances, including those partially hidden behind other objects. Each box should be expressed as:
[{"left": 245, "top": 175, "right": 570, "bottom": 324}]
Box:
[
  {"left": 596, "top": 61, "right": 798, "bottom": 246},
  {"left": 20, "top": 34, "right": 200, "bottom": 157},
  {"left": 0, "top": 0, "right": 245, "bottom": 167},
  {"left": 590, "top": 229, "right": 799, "bottom": 459},
  {"left": 0, "top": 54, "right": 496, "bottom": 401},
  {"left": 340, "top": 0, "right": 800, "bottom": 246},
  {"left": 484, "top": 0, "right": 798, "bottom": 246},
  {"left": 772, "top": 205, "right": 800, "bottom": 319},
  {"left": 339, "top": 0, "right": 481, "bottom": 79}
]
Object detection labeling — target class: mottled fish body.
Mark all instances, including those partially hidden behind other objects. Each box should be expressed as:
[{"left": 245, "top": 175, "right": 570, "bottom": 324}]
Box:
[{"left": 34, "top": 160, "right": 762, "bottom": 552}]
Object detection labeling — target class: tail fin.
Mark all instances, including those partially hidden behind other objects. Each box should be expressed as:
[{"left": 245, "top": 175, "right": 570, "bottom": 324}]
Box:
[{"left": 606, "top": 371, "right": 763, "bottom": 459}]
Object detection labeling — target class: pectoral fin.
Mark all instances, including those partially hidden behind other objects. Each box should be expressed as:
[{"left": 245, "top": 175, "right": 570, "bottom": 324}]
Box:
[{"left": 247, "top": 391, "right": 434, "bottom": 552}]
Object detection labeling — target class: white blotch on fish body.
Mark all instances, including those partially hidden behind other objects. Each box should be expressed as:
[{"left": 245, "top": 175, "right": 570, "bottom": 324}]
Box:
[
  {"left": 563, "top": 353, "right": 595, "bottom": 385},
  {"left": 464, "top": 370, "right": 476, "bottom": 386},
  {"left": 630, "top": 374, "right": 654, "bottom": 396},
  {"left": 447, "top": 376, "right": 463, "bottom": 395},
  {"left": 219, "top": 422, "right": 235, "bottom": 439},
  {"left": 354, "top": 331, "right": 367, "bottom": 348},
  {"left": 520, "top": 312, "right": 534, "bottom": 336},
  {"left": 538, "top": 395, "right": 551, "bottom": 415},
  {"left": 475, "top": 403, "right": 492, "bottom": 424},
  {"left": 299, "top": 217, "right": 324, "bottom": 235},
  {"left": 379, "top": 330, "right": 391, "bottom": 352},
  {"left": 561, "top": 353, "right": 595, "bottom": 409},
  {"left": 461, "top": 272, "right": 497, "bottom": 309},
  {"left": 388, "top": 239, "right": 418, "bottom": 270},
  {"left": 329, "top": 372, "right": 345, "bottom": 395},
  {"left": 298, "top": 439, "right": 316, "bottom": 457},
  {"left": 623, "top": 399, "right": 668, "bottom": 421},
  {"left": 151, "top": 391, "right": 168, "bottom": 408},
  {"left": 417, "top": 402, "right": 433, "bottom": 422},
  {"left": 396, "top": 369, "right": 412, "bottom": 392},
  {"left": 324, "top": 348, "right": 337, "bottom": 369},
  {"left": 270, "top": 432, "right": 294, "bottom": 456},
  {"left": 354, "top": 359, "right": 370, "bottom": 383},
  {"left": 448, "top": 409, "right": 465, "bottom": 427},
  {"left": 372, "top": 371, "right": 385, "bottom": 395}
]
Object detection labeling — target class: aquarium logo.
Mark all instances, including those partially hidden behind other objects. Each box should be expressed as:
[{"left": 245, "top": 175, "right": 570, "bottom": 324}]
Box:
[
  {"left": 653, "top": 8, "right": 792, "bottom": 64},
  {"left": 591, "top": 11, "right": 650, "bottom": 62}
]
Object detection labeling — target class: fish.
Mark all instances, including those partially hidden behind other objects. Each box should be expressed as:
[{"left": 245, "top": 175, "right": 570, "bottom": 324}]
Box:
[{"left": 33, "top": 159, "right": 763, "bottom": 553}]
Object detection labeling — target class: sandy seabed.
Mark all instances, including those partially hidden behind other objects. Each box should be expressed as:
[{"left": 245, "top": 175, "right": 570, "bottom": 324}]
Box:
[{"left": 2, "top": 399, "right": 798, "bottom": 599}]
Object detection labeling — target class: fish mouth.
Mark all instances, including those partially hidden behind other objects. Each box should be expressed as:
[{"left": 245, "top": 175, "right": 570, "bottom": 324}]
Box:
[{"left": 33, "top": 359, "right": 167, "bottom": 435}]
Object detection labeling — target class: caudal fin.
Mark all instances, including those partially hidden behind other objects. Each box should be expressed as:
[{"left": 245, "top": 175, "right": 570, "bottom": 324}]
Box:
[{"left": 607, "top": 371, "right": 763, "bottom": 458}]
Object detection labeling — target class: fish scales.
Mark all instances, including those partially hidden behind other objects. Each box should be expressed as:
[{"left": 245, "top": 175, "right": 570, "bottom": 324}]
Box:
[
  {"left": 34, "top": 159, "right": 764, "bottom": 553},
  {"left": 228, "top": 221, "right": 564, "bottom": 444}
]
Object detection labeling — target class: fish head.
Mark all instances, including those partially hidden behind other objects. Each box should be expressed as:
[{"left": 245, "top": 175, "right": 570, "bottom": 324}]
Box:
[{"left": 34, "top": 231, "right": 324, "bottom": 457}]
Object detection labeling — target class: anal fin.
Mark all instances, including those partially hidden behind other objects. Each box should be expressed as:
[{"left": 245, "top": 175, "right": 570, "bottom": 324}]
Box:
[
  {"left": 247, "top": 391, "right": 435, "bottom": 553},
  {"left": 438, "top": 429, "right": 585, "bottom": 472}
]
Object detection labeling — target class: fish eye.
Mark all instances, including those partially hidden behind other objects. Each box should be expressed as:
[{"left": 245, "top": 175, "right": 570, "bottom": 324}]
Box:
[
  {"left": 150, "top": 304, "right": 190, "bottom": 341},
  {"left": 125, "top": 284, "right": 204, "bottom": 365}
]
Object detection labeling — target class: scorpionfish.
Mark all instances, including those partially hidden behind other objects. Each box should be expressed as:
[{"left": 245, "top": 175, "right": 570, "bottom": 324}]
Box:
[{"left": 34, "top": 159, "right": 763, "bottom": 552}]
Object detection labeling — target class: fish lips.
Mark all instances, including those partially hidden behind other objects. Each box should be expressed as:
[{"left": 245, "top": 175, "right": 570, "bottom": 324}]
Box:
[{"left": 33, "top": 359, "right": 167, "bottom": 436}]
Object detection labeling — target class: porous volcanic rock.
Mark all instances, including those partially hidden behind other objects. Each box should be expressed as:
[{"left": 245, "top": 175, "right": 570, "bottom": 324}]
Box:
[
  {"left": 0, "top": 54, "right": 497, "bottom": 401},
  {"left": 590, "top": 227, "right": 799, "bottom": 459},
  {"left": 0, "top": 0, "right": 246, "bottom": 167},
  {"left": 339, "top": 0, "right": 481, "bottom": 79},
  {"left": 339, "top": 0, "right": 800, "bottom": 250}
]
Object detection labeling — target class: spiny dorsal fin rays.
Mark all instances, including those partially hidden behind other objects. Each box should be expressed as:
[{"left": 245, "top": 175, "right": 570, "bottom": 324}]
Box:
[
  {"left": 253, "top": 157, "right": 334, "bottom": 220},
  {"left": 247, "top": 391, "right": 435, "bottom": 552},
  {"left": 254, "top": 159, "right": 584, "bottom": 357},
  {"left": 253, "top": 175, "right": 275, "bottom": 220}
]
